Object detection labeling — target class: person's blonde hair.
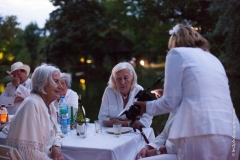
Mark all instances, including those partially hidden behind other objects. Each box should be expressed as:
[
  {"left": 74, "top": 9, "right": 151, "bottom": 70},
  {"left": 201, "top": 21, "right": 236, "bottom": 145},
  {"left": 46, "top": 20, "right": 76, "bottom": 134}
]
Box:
[{"left": 168, "top": 24, "right": 209, "bottom": 51}]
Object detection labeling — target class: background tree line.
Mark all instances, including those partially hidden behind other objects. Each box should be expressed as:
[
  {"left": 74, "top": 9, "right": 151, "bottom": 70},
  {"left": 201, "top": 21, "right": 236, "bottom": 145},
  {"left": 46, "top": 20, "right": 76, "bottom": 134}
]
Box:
[{"left": 0, "top": 0, "right": 239, "bottom": 130}]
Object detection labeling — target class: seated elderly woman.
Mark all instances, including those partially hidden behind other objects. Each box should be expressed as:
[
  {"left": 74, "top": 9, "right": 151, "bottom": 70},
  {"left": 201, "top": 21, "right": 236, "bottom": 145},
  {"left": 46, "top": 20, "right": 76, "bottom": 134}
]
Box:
[
  {"left": 98, "top": 62, "right": 152, "bottom": 128},
  {"left": 6, "top": 63, "right": 65, "bottom": 160},
  {"left": 53, "top": 73, "right": 79, "bottom": 117}
]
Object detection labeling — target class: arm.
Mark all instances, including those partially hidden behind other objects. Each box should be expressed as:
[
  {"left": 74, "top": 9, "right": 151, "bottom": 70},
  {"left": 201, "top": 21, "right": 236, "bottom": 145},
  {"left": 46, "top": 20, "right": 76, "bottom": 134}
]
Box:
[
  {"left": 138, "top": 113, "right": 152, "bottom": 128},
  {"left": 98, "top": 88, "right": 111, "bottom": 122},
  {"left": 0, "top": 83, "right": 16, "bottom": 106},
  {"left": 146, "top": 50, "right": 183, "bottom": 115}
]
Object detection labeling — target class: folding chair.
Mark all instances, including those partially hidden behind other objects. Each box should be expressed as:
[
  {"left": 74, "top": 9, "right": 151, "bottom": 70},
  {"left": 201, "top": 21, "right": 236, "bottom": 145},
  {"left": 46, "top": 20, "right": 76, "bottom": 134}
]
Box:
[{"left": 0, "top": 145, "right": 22, "bottom": 160}]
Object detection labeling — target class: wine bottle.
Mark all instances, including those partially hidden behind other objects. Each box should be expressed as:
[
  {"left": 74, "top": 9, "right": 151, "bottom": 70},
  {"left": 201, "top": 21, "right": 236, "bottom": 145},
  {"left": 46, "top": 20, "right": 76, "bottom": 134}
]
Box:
[{"left": 75, "top": 95, "right": 86, "bottom": 135}]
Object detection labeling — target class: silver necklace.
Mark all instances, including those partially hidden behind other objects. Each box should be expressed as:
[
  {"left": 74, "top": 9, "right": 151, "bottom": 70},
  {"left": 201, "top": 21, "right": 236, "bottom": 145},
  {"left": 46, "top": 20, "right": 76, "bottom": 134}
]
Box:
[{"left": 122, "top": 95, "right": 128, "bottom": 99}]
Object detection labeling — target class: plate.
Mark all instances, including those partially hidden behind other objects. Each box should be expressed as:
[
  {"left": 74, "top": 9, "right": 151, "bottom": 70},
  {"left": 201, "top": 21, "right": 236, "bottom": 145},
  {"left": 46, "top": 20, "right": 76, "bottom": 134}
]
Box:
[{"left": 106, "top": 127, "right": 132, "bottom": 134}]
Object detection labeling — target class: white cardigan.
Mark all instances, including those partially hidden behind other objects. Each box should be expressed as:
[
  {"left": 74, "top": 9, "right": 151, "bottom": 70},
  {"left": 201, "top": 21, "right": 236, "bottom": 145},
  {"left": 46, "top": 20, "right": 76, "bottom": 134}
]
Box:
[
  {"left": 7, "top": 94, "right": 62, "bottom": 160},
  {"left": 98, "top": 85, "right": 153, "bottom": 128},
  {"left": 147, "top": 47, "right": 240, "bottom": 141}
]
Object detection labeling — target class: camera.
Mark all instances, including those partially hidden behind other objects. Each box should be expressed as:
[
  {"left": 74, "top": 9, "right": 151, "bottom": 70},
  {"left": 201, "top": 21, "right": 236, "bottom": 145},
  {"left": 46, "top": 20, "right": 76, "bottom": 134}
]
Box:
[{"left": 118, "top": 76, "right": 164, "bottom": 126}]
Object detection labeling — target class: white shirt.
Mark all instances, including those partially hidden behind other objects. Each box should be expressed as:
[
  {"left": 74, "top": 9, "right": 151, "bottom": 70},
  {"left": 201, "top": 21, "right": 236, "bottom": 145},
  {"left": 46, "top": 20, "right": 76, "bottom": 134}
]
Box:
[
  {"left": 148, "top": 113, "right": 177, "bottom": 154},
  {"left": 98, "top": 85, "right": 153, "bottom": 127},
  {"left": 53, "top": 89, "right": 79, "bottom": 117},
  {"left": 146, "top": 47, "right": 240, "bottom": 141},
  {"left": 0, "top": 78, "right": 32, "bottom": 115}
]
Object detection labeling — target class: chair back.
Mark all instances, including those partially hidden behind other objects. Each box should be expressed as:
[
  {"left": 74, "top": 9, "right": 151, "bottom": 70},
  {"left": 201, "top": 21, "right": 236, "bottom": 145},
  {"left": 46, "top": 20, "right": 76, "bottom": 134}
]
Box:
[{"left": 0, "top": 145, "right": 22, "bottom": 160}]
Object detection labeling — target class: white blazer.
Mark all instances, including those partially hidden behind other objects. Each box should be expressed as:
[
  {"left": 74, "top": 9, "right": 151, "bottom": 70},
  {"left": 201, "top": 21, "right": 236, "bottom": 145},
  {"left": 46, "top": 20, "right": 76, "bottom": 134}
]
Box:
[{"left": 146, "top": 47, "right": 240, "bottom": 141}]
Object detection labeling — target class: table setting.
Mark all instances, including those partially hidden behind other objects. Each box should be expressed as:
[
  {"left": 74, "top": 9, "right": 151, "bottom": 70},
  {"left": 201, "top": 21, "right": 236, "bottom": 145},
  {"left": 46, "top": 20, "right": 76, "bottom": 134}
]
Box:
[{"left": 61, "top": 122, "right": 155, "bottom": 160}]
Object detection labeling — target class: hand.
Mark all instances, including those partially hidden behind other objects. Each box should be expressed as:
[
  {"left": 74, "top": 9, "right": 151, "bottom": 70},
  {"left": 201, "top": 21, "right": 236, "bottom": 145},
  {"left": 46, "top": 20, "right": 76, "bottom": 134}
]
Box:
[
  {"left": 12, "top": 76, "right": 20, "bottom": 87},
  {"left": 52, "top": 146, "right": 65, "bottom": 160},
  {"left": 135, "top": 146, "right": 155, "bottom": 160},
  {"left": 131, "top": 120, "right": 143, "bottom": 129},
  {"left": 150, "top": 89, "right": 163, "bottom": 99},
  {"left": 133, "top": 101, "right": 146, "bottom": 116},
  {"left": 14, "top": 96, "right": 24, "bottom": 103},
  {"left": 103, "top": 118, "right": 121, "bottom": 127},
  {"left": 135, "top": 148, "right": 148, "bottom": 159}
]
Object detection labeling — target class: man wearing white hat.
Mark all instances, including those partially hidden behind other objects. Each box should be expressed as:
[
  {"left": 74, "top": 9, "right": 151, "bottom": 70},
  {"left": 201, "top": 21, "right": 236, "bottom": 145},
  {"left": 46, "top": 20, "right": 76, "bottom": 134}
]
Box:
[{"left": 0, "top": 62, "right": 32, "bottom": 115}]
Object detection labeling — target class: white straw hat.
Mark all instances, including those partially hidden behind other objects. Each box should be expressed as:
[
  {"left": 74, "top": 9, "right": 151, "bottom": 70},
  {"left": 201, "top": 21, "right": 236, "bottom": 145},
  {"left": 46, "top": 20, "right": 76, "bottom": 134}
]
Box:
[{"left": 6, "top": 62, "right": 30, "bottom": 76}]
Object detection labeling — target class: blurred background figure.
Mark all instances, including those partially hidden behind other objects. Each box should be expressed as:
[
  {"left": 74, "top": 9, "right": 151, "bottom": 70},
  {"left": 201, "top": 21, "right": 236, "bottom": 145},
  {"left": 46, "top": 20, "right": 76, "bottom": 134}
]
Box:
[
  {"left": 0, "top": 62, "right": 32, "bottom": 115},
  {"left": 53, "top": 73, "right": 79, "bottom": 117},
  {"left": 6, "top": 63, "right": 65, "bottom": 160},
  {"left": 98, "top": 62, "right": 152, "bottom": 129}
]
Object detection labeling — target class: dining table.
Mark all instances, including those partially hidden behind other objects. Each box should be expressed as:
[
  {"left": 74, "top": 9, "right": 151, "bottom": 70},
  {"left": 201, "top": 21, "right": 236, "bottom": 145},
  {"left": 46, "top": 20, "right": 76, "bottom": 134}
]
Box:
[{"left": 61, "top": 123, "right": 155, "bottom": 160}]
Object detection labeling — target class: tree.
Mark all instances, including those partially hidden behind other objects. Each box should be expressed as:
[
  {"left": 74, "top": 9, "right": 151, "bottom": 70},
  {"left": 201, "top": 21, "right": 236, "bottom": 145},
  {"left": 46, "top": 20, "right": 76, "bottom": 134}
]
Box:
[
  {"left": 0, "top": 15, "right": 23, "bottom": 64},
  {"left": 209, "top": 0, "right": 240, "bottom": 76},
  {"left": 23, "top": 22, "right": 42, "bottom": 69},
  {"left": 42, "top": 0, "right": 108, "bottom": 73}
]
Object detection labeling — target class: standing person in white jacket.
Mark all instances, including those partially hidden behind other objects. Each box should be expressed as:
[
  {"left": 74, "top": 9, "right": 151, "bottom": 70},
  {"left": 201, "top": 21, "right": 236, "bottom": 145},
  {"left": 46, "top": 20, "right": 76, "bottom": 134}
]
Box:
[
  {"left": 0, "top": 62, "right": 32, "bottom": 115},
  {"left": 135, "top": 24, "right": 240, "bottom": 160}
]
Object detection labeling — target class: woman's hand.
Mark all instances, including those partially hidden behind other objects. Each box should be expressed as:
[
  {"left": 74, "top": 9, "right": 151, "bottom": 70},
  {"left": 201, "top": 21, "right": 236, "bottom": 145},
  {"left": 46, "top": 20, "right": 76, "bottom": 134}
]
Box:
[
  {"left": 134, "top": 101, "right": 147, "bottom": 116},
  {"left": 150, "top": 89, "right": 164, "bottom": 99},
  {"left": 52, "top": 146, "right": 65, "bottom": 160},
  {"left": 135, "top": 146, "right": 156, "bottom": 160},
  {"left": 131, "top": 120, "right": 143, "bottom": 129}
]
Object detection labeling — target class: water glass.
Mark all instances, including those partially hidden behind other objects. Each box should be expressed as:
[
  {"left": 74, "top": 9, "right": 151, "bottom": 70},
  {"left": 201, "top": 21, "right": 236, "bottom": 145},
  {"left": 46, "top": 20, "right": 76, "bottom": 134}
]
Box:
[
  {"left": 113, "top": 123, "right": 122, "bottom": 137},
  {"left": 77, "top": 123, "right": 87, "bottom": 138},
  {"left": 94, "top": 120, "right": 102, "bottom": 133}
]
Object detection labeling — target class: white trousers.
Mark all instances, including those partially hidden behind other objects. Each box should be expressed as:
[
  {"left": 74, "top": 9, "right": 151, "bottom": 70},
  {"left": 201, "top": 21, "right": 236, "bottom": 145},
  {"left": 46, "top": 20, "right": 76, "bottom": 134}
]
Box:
[
  {"left": 176, "top": 135, "right": 240, "bottom": 160},
  {"left": 141, "top": 135, "right": 240, "bottom": 160}
]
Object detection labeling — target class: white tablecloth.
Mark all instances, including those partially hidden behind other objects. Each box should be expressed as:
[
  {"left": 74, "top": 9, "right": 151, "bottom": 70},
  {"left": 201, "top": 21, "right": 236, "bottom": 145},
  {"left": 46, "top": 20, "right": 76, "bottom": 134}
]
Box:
[{"left": 62, "top": 123, "right": 155, "bottom": 160}]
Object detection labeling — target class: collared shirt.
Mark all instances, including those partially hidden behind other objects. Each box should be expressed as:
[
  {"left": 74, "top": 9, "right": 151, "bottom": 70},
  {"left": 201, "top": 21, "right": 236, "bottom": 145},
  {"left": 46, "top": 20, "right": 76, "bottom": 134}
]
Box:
[
  {"left": 98, "top": 85, "right": 153, "bottom": 128},
  {"left": 0, "top": 78, "right": 32, "bottom": 114}
]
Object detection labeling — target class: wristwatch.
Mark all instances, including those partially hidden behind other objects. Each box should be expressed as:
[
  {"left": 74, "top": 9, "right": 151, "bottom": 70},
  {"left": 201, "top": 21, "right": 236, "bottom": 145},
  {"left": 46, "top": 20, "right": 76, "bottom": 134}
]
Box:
[{"left": 156, "top": 147, "right": 161, "bottom": 155}]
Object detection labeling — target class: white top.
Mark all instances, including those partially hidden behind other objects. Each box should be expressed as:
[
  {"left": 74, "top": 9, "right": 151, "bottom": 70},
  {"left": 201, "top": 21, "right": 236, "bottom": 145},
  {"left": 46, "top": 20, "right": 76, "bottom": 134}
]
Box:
[
  {"left": 53, "top": 89, "right": 79, "bottom": 117},
  {"left": 148, "top": 113, "right": 177, "bottom": 154},
  {"left": 7, "top": 94, "right": 62, "bottom": 160},
  {"left": 146, "top": 47, "right": 240, "bottom": 141},
  {"left": 0, "top": 78, "right": 32, "bottom": 115},
  {"left": 98, "top": 85, "right": 153, "bottom": 127}
]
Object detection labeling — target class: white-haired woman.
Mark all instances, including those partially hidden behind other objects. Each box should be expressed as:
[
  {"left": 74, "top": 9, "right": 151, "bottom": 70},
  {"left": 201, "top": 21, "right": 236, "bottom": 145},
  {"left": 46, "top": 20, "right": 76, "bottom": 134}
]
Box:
[
  {"left": 53, "top": 73, "right": 79, "bottom": 117},
  {"left": 98, "top": 62, "right": 152, "bottom": 129},
  {"left": 6, "top": 64, "right": 65, "bottom": 160},
  {"left": 135, "top": 24, "right": 240, "bottom": 160}
]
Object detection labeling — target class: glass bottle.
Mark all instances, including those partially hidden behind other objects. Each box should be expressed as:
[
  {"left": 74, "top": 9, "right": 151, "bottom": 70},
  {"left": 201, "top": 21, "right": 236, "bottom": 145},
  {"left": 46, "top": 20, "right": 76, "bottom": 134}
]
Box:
[{"left": 75, "top": 95, "right": 86, "bottom": 135}]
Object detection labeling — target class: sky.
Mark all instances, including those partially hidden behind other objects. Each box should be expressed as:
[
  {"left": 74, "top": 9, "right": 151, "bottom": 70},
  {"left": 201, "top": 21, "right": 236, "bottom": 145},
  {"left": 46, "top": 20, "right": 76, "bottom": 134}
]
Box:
[{"left": 0, "top": 0, "right": 56, "bottom": 29}]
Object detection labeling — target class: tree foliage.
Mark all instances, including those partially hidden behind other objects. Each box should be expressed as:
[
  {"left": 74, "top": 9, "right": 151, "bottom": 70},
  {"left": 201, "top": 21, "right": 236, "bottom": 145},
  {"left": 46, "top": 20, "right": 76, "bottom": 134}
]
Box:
[
  {"left": 23, "top": 22, "right": 42, "bottom": 69},
  {"left": 208, "top": 0, "right": 240, "bottom": 76},
  {"left": 0, "top": 15, "right": 22, "bottom": 64}
]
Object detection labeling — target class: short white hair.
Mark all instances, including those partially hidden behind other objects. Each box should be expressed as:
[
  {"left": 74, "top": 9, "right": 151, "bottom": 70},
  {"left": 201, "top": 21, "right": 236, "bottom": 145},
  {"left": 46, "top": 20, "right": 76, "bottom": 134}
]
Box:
[
  {"left": 108, "top": 62, "right": 137, "bottom": 90},
  {"left": 31, "top": 63, "right": 61, "bottom": 94},
  {"left": 60, "top": 73, "right": 72, "bottom": 89}
]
